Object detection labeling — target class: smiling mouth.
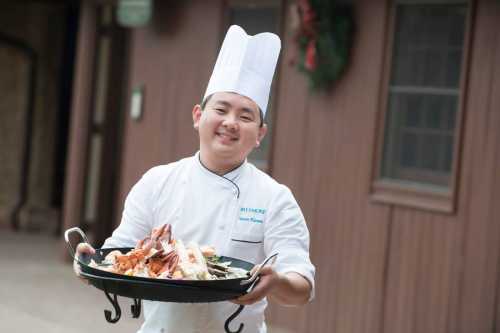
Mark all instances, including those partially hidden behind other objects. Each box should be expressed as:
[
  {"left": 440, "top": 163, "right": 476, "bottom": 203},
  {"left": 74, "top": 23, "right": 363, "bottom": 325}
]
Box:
[{"left": 216, "top": 132, "right": 238, "bottom": 141}]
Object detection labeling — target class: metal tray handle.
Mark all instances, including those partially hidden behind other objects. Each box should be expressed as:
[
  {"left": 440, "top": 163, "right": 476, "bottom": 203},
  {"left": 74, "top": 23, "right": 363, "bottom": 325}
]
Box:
[
  {"left": 240, "top": 253, "right": 278, "bottom": 286},
  {"left": 226, "top": 253, "right": 278, "bottom": 333},
  {"left": 64, "top": 227, "right": 90, "bottom": 263}
]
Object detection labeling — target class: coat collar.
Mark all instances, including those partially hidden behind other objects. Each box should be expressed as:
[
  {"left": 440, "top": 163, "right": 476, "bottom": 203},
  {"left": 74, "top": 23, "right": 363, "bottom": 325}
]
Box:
[{"left": 193, "top": 151, "right": 247, "bottom": 197}]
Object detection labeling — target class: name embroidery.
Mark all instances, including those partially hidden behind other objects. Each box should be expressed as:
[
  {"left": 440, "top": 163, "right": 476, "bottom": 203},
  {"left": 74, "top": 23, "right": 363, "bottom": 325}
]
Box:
[
  {"left": 240, "top": 207, "right": 266, "bottom": 214},
  {"left": 239, "top": 207, "right": 266, "bottom": 224}
]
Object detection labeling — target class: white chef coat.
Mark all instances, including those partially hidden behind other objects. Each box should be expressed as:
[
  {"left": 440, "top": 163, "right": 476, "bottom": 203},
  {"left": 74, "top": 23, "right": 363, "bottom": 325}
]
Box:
[{"left": 103, "top": 152, "right": 315, "bottom": 333}]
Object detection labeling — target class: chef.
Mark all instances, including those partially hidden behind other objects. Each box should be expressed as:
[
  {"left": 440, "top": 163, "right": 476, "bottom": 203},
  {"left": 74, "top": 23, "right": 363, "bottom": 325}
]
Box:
[{"left": 75, "top": 25, "right": 315, "bottom": 333}]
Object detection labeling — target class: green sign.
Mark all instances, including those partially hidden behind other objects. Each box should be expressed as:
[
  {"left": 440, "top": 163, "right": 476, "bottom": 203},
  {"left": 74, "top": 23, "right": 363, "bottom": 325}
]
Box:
[{"left": 117, "top": 0, "right": 152, "bottom": 28}]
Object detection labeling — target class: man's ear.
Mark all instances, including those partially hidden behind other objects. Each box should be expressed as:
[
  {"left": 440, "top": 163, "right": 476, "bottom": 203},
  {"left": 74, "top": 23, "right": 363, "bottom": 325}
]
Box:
[
  {"left": 192, "top": 104, "right": 202, "bottom": 130},
  {"left": 256, "top": 124, "right": 268, "bottom": 147}
]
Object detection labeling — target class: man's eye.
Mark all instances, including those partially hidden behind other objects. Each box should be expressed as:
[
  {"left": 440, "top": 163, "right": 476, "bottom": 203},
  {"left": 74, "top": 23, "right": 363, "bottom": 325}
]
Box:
[
  {"left": 241, "top": 116, "right": 252, "bottom": 121},
  {"left": 215, "top": 108, "right": 226, "bottom": 114}
]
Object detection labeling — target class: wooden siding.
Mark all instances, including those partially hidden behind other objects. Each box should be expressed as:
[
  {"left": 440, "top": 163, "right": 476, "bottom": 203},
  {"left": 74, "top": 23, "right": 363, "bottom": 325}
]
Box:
[
  {"left": 269, "top": 1, "right": 500, "bottom": 333},
  {"left": 269, "top": 1, "right": 391, "bottom": 332},
  {"left": 453, "top": 1, "right": 500, "bottom": 332},
  {"left": 108, "top": 0, "right": 500, "bottom": 332}
]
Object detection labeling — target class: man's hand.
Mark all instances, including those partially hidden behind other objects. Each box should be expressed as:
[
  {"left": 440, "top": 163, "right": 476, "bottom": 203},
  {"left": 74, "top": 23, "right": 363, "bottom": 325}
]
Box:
[
  {"left": 232, "top": 266, "right": 281, "bottom": 305},
  {"left": 232, "top": 266, "right": 311, "bottom": 306},
  {"left": 73, "top": 243, "right": 95, "bottom": 284}
]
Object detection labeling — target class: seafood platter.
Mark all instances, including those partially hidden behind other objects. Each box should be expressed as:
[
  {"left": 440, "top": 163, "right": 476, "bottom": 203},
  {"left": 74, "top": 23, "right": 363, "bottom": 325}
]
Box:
[{"left": 65, "top": 224, "right": 276, "bottom": 332}]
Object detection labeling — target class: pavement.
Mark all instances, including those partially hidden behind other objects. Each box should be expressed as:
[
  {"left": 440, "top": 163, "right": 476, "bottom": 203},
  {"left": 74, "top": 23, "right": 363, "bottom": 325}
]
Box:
[
  {"left": 0, "top": 230, "right": 292, "bottom": 333},
  {"left": 0, "top": 230, "right": 142, "bottom": 333}
]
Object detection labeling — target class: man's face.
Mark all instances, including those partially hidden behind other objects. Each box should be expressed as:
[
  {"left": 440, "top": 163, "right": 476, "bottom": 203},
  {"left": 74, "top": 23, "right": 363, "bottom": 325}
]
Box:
[{"left": 192, "top": 92, "right": 267, "bottom": 167}]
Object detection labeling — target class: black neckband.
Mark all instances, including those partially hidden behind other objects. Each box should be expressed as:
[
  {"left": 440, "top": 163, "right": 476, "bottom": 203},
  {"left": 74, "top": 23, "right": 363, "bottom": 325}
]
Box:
[{"left": 197, "top": 154, "right": 241, "bottom": 198}]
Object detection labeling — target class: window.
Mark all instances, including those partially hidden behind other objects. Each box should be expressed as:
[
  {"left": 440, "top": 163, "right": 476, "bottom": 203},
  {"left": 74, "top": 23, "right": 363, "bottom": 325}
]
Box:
[
  {"left": 372, "top": 1, "right": 470, "bottom": 213},
  {"left": 225, "top": 0, "right": 281, "bottom": 172}
]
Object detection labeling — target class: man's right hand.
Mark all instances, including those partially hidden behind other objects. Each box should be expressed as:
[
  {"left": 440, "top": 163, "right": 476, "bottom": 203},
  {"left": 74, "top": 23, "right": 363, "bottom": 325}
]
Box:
[{"left": 73, "top": 243, "right": 96, "bottom": 284}]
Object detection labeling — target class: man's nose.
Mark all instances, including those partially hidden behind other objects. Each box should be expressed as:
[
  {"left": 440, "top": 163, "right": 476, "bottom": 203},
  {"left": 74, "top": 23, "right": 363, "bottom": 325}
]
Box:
[{"left": 223, "top": 115, "right": 239, "bottom": 131}]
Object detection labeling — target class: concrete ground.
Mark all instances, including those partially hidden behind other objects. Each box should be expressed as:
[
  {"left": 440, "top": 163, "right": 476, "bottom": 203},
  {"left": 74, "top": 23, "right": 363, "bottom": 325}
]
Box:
[
  {"left": 0, "top": 230, "right": 142, "bottom": 333},
  {"left": 0, "top": 230, "right": 291, "bottom": 333}
]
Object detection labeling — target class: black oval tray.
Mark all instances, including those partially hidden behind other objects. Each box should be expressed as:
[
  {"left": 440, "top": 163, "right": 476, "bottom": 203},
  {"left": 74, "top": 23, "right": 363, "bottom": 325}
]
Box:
[{"left": 79, "top": 247, "right": 254, "bottom": 302}]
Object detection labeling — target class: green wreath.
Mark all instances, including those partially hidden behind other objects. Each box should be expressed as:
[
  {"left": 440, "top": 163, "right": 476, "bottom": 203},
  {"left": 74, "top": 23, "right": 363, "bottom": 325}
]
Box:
[{"left": 295, "top": 0, "right": 354, "bottom": 91}]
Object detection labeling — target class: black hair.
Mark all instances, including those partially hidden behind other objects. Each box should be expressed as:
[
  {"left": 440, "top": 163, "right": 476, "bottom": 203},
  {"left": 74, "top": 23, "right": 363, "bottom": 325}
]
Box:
[{"left": 201, "top": 94, "right": 264, "bottom": 128}]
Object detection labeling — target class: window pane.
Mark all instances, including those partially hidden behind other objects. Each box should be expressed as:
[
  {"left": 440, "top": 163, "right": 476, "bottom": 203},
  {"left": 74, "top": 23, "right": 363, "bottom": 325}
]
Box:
[
  {"left": 405, "top": 94, "right": 423, "bottom": 127},
  {"left": 443, "top": 135, "right": 454, "bottom": 172},
  {"left": 445, "top": 98, "right": 458, "bottom": 130},
  {"left": 425, "top": 95, "right": 444, "bottom": 129},
  {"left": 391, "top": 5, "right": 466, "bottom": 88},
  {"left": 400, "top": 132, "right": 418, "bottom": 168},
  {"left": 381, "top": 3, "right": 466, "bottom": 188},
  {"left": 421, "top": 134, "right": 441, "bottom": 170}
]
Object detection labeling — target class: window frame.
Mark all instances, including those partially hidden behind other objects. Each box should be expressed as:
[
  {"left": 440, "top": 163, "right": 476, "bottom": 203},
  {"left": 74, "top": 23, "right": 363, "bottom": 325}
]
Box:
[{"left": 370, "top": 0, "right": 474, "bottom": 213}]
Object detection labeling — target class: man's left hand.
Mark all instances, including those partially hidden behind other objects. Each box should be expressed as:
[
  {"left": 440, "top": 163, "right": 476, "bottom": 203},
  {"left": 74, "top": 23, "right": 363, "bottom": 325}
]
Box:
[{"left": 231, "top": 266, "right": 281, "bottom": 305}]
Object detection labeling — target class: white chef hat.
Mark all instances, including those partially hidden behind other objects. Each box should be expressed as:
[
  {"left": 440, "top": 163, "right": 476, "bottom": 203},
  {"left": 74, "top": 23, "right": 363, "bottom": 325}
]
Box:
[{"left": 203, "top": 25, "right": 281, "bottom": 116}]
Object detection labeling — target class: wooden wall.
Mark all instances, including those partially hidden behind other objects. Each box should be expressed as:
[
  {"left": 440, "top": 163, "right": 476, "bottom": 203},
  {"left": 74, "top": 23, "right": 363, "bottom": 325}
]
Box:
[
  {"left": 269, "top": 1, "right": 391, "bottom": 332},
  {"left": 269, "top": 1, "right": 500, "bottom": 333},
  {"left": 452, "top": 1, "right": 500, "bottom": 332},
  {"left": 114, "top": 0, "right": 500, "bottom": 332}
]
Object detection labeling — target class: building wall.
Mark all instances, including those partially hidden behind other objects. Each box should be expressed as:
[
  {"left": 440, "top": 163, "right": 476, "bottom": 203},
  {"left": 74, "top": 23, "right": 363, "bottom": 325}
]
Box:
[
  {"left": 268, "top": 1, "right": 500, "bottom": 333},
  {"left": 0, "top": 3, "right": 67, "bottom": 230},
  {"left": 114, "top": 1, "right": 225, "bottom": 223},
  {"left": 105, "top": 0, "right": 500, "bottom": 332},
  {"left": 268, "top": 1, "right": 390, "bottom": 331},
  {"left": 0, "top": 36, "right": 28, "bottom": 226}
]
